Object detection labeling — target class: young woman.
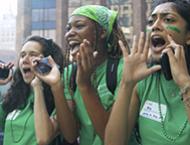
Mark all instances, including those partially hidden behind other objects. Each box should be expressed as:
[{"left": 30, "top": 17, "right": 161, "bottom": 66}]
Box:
[
  {"left": 0, "top": 36, "right": 64, "bottom": 145},
  {"left": 34, "top": 4, "right": 136, "bottom": 145},
  {"left": 105, "top": 0, "right": 190, "bottom": 145}
]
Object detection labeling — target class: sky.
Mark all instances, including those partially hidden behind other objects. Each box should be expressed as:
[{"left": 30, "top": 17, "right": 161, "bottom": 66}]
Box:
[{"left": 0, "top": 0, "right": 17, "bottom": 15}]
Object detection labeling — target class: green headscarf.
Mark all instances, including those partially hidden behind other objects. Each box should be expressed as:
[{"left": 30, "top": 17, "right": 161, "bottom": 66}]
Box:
[{"left": 71, "top": 5, "right": 118, "bottom": 40}]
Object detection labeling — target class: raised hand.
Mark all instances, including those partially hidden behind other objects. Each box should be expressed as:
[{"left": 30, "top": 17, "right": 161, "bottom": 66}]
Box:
[
  {"left": 76, "top": 39, "right": 97, "bottom": 87},
  {"left": 119, "top": 32, "right": 161, "bottom": 85}
]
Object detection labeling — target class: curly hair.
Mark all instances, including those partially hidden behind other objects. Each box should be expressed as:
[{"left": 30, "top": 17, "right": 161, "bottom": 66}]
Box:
[{"left": 2, "top": 36, "right": 64, "bottom": 115}]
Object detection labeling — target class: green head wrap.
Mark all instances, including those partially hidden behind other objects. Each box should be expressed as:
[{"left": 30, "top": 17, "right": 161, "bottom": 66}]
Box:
[{"left": 71, "top": 5, "right": 118, "bottom": 40}]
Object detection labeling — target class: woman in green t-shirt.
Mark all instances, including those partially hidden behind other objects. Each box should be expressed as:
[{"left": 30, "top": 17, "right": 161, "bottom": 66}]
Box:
[
  {"left": 34, "top": 4, "right": 135, "bottom": 145},
  {"left": 0, "top": 35, "right": 64, "bottom": 145},
  {"left": 105, "top": 0, "right": 190, "bottom": 145}
]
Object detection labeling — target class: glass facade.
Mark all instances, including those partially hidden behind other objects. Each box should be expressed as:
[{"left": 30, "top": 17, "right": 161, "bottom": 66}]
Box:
[
  {"left": 31, "top": 0, "right": 56, "bottom": 39},
  {"left": 107, "top": 0, "right": 132, "bottom": 41}
]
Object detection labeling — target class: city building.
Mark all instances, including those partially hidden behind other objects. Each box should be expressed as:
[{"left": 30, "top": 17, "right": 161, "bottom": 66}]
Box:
[
  {"left": 0, "top": 11, "right": 16, "bottom": 51},
  {"left": 16, "top": 0, "right": 153, "bottom": 52},
  {"left": 0, "top": 6, "right": 17, "bottom": 67}
]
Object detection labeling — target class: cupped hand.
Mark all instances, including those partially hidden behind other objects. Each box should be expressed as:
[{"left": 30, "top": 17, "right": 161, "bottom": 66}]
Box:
[{"left": 76, "top": 39, "right": 97, "bottom": 88}]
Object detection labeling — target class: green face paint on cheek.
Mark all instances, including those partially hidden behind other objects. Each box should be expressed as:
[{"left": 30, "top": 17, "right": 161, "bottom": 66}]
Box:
[{"left": 166, "top": 25, "right": 181, "bottom": 33}]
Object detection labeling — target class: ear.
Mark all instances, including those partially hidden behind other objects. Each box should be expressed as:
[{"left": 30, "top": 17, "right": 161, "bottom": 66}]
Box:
[
  {"left": 185, "top": 31, "right": 190, "bottom": 45},
  {"left": 100, "top": 29, "right": 107, "bottom": 39}
]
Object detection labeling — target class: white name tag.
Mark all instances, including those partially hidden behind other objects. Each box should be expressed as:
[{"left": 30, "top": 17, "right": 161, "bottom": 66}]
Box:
[
  {"left": 6, "top": 110, "right": 21, "bottom": 120},
  {"left": 140, "top": 100, "right": 167, "bottom": 122}
]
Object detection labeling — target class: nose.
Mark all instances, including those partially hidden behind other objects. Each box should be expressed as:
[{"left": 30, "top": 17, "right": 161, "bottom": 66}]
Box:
[
  {"left": 65, "top": 27, "right": 76, "bottom": 40},
  {"left": 151, "top": 18, "right": 163, "bottom": 32},
  {"left": 22, "top": 55, "right": 30, "bottom": 64}
]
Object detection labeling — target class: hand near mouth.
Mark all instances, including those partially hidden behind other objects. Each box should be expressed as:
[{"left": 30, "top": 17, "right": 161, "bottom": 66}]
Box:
[
  {"left": 76, "top": 39, "right": 97, "bottom": 88},
  {"left": 164, "top": 35, "right": 190, "bottom": 87},
  {"left": 120, "top": 32, "right": 161, "bottom": 85},
  {"left": 31, "top": 56, "right": 61, "bottom": 87}
]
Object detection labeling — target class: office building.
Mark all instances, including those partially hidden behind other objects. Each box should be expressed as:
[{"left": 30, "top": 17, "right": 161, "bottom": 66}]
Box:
[{"left": 16, "top": 0, "right": 153, "bottom": 51}]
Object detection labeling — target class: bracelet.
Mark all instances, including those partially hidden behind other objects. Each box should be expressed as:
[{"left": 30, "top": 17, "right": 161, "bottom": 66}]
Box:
[{"left": 179, "top": 84, "right": 190, "bottom": 96}]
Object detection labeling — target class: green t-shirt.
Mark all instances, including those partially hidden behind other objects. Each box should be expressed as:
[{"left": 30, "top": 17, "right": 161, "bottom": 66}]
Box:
[
  {"left": 64, "top": 59, "right": 124, "bottom": 145},
  {"left": 137, "top": 72, "right": 190, "bottom": 145},
  {"left": 0, "top": 93, "right": 37, "bottom": 145}
]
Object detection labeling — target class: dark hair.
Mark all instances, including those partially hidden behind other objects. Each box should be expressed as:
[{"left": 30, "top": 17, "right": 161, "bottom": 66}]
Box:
[
  {"left": 2, "top": 35, "right": 64, "bottom": 114},
  {"left": 152, "top": 0, "right": 190, "bottom": 30},
  {"left": 64, "top": 17, "right": 129, "bottom": 96},
  {"left": 151, "top": 0, "right": 190, "bottom": 72},
  {"left": 64, "top": 18, "right": 129, "bottom": 66},
  {"left": 92, "top": 20, "right": 129, "bottom": 58},
  {"left": 107, "top": 20, "right": 129, "bottom": 58}
]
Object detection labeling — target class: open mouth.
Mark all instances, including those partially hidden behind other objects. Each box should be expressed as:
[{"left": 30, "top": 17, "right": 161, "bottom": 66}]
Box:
[
  {"left": 22, "top": 68, "right": 32, "bottom": 74},
  {"left": 151, "top": 36, "right": 166, "bottom": 48},
  {"left": 69, "top": 40, "right": 80, "bottom": 48},
  {"left": 69, "top": 41, "right": 81, "bottom": 54}
]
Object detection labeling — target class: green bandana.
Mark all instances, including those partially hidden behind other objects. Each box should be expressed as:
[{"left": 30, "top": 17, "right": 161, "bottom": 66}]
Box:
[{"left": 71, "top": 5, "right": 118, "bottom": 40}]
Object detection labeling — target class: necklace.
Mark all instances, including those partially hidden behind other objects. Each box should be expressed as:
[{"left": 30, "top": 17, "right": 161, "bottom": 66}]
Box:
[
  {"left": 10, "top": 109, "right": 32, "bottom": 143},
  {"left": 157, "top": 74, "right": 188, "bottom": 142}
]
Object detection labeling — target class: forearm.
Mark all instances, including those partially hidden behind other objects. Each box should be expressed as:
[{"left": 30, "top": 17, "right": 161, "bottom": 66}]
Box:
[
  {"left": 51, "top": 81, "right": 78, "bottom": 143},
  {"left": 105, "top": 80, "right": 135, "bottom": 145},
  {"left": 78, "top": 84, "right": 110, "bottom": 139},
  {"left": 33, "top": 85, "right": 55, "bottom": 145}
]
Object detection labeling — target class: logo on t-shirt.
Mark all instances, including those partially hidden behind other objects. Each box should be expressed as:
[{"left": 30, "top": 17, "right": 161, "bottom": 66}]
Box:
[
  {"left": 6, "top": 110, "right": 21, "bottom": 120},
  {"left": 140, "top": 100, "right": 167, "bottom": 122}
]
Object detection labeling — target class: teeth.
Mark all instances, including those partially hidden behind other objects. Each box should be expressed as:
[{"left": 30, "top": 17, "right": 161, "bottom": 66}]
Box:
[
  {"left": 69, "top": 41, "right": 80, "bottom": 46},
  {"left": 68, "top": 41, "right": 80, "bottom": 52}
]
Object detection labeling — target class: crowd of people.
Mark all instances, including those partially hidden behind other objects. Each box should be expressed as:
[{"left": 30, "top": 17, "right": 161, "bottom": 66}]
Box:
[{"left": 0, "top": 0, "right": 190, "bottom": 145}]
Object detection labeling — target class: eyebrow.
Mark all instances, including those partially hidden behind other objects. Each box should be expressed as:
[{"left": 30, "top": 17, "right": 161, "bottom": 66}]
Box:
[
  {"left": 20, "top": 51, "right": 41, "bottom": 55},
  {"left": 151, "top": 12, "right": 178, "bottom": 18},
  {"left": 68, "top": 19, "right": 84, "bottom": 25}
]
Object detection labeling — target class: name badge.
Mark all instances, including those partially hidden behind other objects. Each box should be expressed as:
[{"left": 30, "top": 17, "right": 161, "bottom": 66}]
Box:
[{"left": 140, "top": 100, "right": 167, "bottom": 122}]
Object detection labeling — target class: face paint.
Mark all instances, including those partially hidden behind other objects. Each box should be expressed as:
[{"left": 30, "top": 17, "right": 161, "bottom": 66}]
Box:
[{"left": 166, "top": 25, "right": 181, "bottom": 33}]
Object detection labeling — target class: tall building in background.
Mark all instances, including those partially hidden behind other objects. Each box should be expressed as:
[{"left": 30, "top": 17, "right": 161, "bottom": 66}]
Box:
[
  {"left": 16, "top": 0, "right": 153, "bottom": 52},
  {"left": 0, "top": 12, "right": 16, "bottom": 50},
  {"left": 31, "top": 0, "right": 56, "bottom": 39},
  {"left": 16, "top": 0, "right": 67, "bottom": 52},
  {"left": 16, "top": 0, "right": 60, "bottom": 52},
  {"left": 0, "top": 5, "right": 17, "bottom": 65}
]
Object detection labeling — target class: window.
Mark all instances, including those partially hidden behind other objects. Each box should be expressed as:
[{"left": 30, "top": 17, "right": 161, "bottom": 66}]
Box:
[{"left": 32, "top": 8, "right": 56, "bottom": 22}]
